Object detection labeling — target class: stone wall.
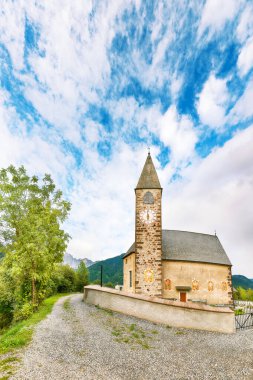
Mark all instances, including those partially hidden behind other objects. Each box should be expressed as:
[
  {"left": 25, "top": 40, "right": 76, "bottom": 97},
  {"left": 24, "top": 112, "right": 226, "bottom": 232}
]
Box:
[
  {"left": 123, "top": 253, "right": 135, "bottom": 293},
  {"left": 162, "top": 260, "right": 233, "bottom": 305},
  {"left": 135, "top": 188, "right": 162, "bottom": 297},
  {"left": 84, "top": 285, "right": 235, "bottom": 333}
]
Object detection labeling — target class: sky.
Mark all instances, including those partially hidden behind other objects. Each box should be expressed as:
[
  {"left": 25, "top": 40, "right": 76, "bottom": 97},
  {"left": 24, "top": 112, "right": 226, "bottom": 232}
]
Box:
[{"left": 0, "top": 1, "right": 253, "bottom": 277}]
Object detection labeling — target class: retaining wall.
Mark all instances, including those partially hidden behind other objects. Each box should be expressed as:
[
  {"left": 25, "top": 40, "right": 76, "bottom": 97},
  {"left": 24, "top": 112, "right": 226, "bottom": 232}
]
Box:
[{"left": 84, "top": 285, "right": 235, "bottom": 334}]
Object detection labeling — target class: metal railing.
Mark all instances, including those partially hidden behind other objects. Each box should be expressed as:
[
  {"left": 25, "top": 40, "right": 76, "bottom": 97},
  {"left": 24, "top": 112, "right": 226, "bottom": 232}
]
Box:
[{"left": 235, "top": 306, "right": 253, "bottom": 330}]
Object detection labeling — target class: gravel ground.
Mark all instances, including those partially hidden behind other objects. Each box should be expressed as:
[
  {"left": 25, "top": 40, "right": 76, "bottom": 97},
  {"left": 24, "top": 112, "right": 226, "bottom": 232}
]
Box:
[{"left": 11, "top": 294, "right": 253, "bottom": 380}]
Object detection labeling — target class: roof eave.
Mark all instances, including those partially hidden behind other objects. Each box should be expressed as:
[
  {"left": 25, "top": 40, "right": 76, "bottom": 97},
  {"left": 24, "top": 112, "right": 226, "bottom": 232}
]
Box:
[{"left": 162, "top": 258, "right": 232, "bottom": 266}]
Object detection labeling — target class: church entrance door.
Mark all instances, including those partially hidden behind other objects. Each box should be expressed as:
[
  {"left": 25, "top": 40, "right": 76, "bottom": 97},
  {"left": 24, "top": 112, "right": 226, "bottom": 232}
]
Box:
[{"left": 180, "top": 292, "right": 186, "bottom": 302}]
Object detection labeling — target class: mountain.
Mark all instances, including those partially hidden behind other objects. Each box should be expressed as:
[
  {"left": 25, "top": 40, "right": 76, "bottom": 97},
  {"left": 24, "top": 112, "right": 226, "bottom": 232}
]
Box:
[
  {"left": 232, "top": 275, "right": 253, "bottom": 290},
  {"left": 88, "top": 254, "right": 123, "bottom": 285},
  {"left": 64, "top": 253, "right": 94, "bottom": 269}
]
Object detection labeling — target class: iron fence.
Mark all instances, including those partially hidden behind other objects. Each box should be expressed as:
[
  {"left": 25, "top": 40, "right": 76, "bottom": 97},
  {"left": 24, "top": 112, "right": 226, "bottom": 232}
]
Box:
[{"left": 235, "top": 307, "right": 253, "bottom": 330}]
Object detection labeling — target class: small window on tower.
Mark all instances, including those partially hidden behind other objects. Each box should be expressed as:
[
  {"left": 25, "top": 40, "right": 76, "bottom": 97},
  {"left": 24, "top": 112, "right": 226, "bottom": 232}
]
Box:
[
  {"left": 129, "top": 271, "right": 132, "bottom": 287},
  {"left": 143, "top": 191, "right": 154, "bottom": 204}
]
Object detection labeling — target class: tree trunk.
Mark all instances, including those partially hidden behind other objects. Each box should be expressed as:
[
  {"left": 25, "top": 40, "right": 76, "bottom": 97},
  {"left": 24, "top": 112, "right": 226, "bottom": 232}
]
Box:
[{"left": 32, "top": 276, "right": 37, "bottom": 308}]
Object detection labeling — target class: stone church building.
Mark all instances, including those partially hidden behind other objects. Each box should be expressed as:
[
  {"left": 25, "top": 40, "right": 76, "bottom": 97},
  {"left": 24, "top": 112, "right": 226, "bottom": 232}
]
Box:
[{"left": 123, "top": 153, "right": 233, "bottom": 305}]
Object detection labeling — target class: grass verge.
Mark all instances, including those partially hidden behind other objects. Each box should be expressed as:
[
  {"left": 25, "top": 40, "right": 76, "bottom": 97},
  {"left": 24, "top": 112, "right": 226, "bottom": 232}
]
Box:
[{"left": 0, "top": 293, "right": 69, "bottom": 355}]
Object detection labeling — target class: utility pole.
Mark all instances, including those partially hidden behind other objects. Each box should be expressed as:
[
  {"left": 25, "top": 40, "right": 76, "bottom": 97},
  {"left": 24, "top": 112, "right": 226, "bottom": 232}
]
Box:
[{"left": 100, "top": 265, "right": 103, "bottom": 287}]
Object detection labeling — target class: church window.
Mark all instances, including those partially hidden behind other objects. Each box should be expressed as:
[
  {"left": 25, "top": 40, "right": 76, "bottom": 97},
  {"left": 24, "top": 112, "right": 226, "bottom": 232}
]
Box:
[
  {"left": 143, "top": 191, "right": 154, "bottom": 204},
  {"left": 129, "top": 271, "right": 132, "bottom": 287}
]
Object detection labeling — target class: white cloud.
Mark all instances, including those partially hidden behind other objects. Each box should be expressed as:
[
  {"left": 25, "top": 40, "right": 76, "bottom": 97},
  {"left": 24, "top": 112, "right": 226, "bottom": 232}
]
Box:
[
  {"left": 0, "top": 89, "right": 74, "bottom": 190},
  {"left": 163, "top": 125, "right": 253, "bottom": 277},
  {"left": 197, "top": 74, "right": 229, "bottom": 129},
  {"left": 158, "top": 106, "right": 198, "bottom": 165},
  {"left": 0, "top": 2, "right": 25, "bottom": 70},
  {"left": 170, "top": 75, "right": 183, "bottom": 100},
  {"left": 236, "top": 4, "right": 253, "bottom": 43},
  {"left": 66, "top": 144, "right": 150, "bottom": 260},
  {"left": 198, "top": 0, "right": 239, "bottom": 37},
  {"left": 237, "top": 36, "right": 253, "bottom": 76},
  {"left": 230, "top": 79, "right": 253, "bottom": 121}
]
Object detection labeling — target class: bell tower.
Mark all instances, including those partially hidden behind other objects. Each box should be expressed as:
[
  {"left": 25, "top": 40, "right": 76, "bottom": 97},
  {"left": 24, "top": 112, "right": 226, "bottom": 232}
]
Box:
[{"left": 135, "top": 152, "right": 162, "bottom": 297}]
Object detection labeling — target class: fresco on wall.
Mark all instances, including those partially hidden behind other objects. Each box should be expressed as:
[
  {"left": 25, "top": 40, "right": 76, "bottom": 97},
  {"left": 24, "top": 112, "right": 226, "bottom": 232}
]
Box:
[
  {"left": 144, "top": 269, "right": 154, "bottom": 283},
  {"left": 208, "top": 281, "right": 214, "bottom": 292},
  {"left": 164, "top": 278, "right": 171, "bottom": 290},
  {"left": 192, "top": 279, "right": 199, "bottom": 291}
]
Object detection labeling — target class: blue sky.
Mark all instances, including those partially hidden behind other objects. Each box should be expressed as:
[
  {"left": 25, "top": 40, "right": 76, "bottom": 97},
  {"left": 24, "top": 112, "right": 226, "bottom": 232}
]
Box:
[{"left": 0, "top": 1, "right": 253, "bottom": 276}]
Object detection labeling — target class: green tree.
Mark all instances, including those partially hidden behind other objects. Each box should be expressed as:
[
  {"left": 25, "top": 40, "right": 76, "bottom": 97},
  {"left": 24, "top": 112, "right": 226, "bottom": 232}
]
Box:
[
  {"left": 76, "top": 261, "right": 89, "bottom": 291},
  {"left": 0, "top": 165, "right": 71, "bottom": 309},
  {"left": 51, "top": 264, "right": 77, "bottom": 293}
]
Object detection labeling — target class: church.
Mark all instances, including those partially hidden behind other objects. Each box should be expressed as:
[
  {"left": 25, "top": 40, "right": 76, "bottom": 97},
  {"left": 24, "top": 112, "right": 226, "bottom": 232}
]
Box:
[{"left": 123, "top": 152, "right": 233, "bottom": 306}]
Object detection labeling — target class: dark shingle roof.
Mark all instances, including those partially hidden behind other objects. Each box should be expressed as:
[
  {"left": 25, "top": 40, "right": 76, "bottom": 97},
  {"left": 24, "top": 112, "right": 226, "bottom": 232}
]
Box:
[
  {"left": 124, "top": 230, "right": 231, "bottom": 266},
  {"left": 136, "top": 153, "right": 162, "bottom": 189}
]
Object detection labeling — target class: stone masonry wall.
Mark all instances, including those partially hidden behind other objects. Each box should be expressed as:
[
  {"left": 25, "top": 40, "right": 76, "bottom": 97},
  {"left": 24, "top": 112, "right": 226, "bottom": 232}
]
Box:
[{"left": 135, "top": 188, "right": 162, "bottom": 297}]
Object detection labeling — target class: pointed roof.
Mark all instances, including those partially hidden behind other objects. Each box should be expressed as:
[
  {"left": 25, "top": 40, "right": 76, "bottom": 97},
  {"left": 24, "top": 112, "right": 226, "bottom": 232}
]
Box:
[{"left": 136, "top": 153, "right": 162, "bottom": 189}]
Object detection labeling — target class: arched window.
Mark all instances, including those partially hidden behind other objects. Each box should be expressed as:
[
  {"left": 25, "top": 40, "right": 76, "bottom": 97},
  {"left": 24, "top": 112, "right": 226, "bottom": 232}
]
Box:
[{"left": 143, "top": 191, "right": 154, "bottom": 204}]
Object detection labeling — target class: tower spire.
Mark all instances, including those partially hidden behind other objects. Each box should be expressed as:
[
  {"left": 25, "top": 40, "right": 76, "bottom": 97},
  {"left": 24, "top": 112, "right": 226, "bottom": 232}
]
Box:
[{"left": 136, "top": 153, "right": 162, "bottom": 189}]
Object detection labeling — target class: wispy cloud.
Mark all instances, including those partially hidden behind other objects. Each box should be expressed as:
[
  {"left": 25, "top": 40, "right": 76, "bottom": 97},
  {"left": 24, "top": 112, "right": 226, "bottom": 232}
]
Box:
[{"left": 0, "top": 0, "right": 252, "bottom": 276}]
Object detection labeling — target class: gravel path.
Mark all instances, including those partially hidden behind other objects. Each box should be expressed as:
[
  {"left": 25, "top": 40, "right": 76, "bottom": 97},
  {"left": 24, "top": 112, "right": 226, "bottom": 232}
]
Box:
[{"left": 11, "top": 294, "right": 253, "bottom": 380}]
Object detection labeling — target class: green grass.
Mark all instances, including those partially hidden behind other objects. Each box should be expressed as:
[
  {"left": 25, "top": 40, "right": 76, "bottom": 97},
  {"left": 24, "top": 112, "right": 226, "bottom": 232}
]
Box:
[
  {"left": 63, "top": 298, "right": 71, "bottom": 311},
  {"left": 0, "top": 293, "right": 69, "bottom": 355},
  {"left": 234, "top": 308, "right": 244, "bottom": 315},
  {"left": 175, "top": 330, "right": 186, "bottom": 335}
]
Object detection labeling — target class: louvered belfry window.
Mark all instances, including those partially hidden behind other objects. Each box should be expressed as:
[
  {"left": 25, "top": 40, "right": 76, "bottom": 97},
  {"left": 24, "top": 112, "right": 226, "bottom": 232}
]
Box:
[{"left": 143, "top": 191, "right": 154, "bottom": 204}]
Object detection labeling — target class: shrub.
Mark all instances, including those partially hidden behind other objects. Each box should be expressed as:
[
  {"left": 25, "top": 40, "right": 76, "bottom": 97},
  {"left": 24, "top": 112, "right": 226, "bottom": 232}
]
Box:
[
  {"left": 104, "top": 282, "right": 114, "bottom": 288},
  {"left": 51, "top": 264, "right": 77, "bottom": 293},
  {"left": 14, "top": 302, "right": 33, "bottom": 322},
  {"left": 76, "top": 261, "right": 89, "bottom": 291}
]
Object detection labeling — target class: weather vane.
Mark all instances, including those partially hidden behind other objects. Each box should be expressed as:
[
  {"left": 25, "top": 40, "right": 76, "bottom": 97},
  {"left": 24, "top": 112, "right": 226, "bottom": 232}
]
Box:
[{"left": 148, "top": 146, "right": 150, "bottom": 155}]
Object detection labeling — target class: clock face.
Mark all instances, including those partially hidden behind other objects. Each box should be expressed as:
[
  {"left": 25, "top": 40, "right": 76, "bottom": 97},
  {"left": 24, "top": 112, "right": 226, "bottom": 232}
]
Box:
[{"left": 140, "top": 209, "right": 156, "bottom": 224}]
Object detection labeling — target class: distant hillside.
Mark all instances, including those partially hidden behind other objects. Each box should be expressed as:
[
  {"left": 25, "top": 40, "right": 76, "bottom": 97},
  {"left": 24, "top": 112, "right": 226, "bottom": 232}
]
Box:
[
  {"left": 88, "top": 254, "right": 123, "bottom": 285},
  {"left": 232, "top": 275, "right": 253, "bottom": 290},
  {"left": 64, "top": 253, "right": 94, "bottom": 269}
]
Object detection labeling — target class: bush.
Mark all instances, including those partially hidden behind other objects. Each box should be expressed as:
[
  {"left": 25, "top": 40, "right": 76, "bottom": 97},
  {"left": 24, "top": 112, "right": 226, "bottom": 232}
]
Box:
[
  {"left": 0, "top": 269, "right": 15, "bottom": 328},
  {"left": 234, "top": 287, "right": 253, "bottom": 301},
  {"left": 234, "top": 308, "right": 244, "bottom": 315},
  {"left": 76, "top": 261, "right": 89, "bottom": 291},
  {"left": 51, "top": 264, "right": 77, "bottom": 293},
  {"left": 104, "top": 282, "right": 114, "bottom": 288},
  {"left": 14, "top": 302, "right": 33, "bottom": 322}
]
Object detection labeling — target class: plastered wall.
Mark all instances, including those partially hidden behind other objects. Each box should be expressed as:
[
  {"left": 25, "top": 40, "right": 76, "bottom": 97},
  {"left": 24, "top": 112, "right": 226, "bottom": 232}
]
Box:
[
  {"left": 162, "top": 260, "right": 233, "bottom": 305},
  {"left": 84, "top": 286, "right": 235, "bottom": 334},
  {"left": 123, "top": 253, "right": 135, "bottom": 293}
]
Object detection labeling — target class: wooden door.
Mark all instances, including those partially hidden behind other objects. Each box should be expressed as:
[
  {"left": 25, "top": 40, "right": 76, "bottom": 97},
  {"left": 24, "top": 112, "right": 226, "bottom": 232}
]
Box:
[{"left": 180, "top": 292, "right": 186, "bottom": 302}]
